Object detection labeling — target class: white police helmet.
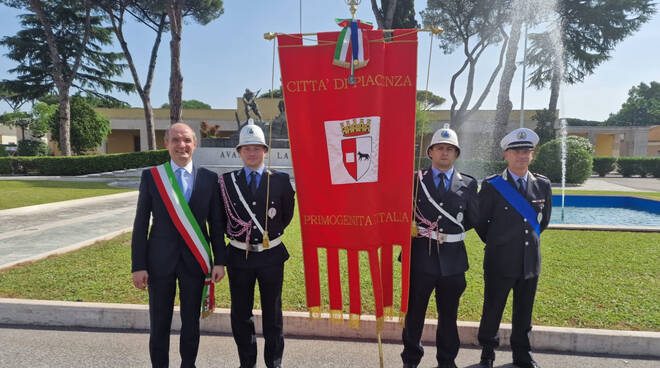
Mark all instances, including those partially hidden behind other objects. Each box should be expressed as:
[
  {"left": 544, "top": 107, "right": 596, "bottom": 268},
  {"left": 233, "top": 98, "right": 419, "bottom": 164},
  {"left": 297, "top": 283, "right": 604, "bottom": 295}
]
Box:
[
  {"left": 236, "top": 119, "right": 268, "bottom": 150},
  {"left": 427, "top": 123, "right": 460, "bottom": 156}
]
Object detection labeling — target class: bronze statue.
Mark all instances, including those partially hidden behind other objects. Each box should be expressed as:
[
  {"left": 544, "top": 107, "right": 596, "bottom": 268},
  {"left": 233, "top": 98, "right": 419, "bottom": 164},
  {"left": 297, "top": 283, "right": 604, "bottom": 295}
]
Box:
[{"left": 242, "top": 88, "right": 263, "bottom": 122}]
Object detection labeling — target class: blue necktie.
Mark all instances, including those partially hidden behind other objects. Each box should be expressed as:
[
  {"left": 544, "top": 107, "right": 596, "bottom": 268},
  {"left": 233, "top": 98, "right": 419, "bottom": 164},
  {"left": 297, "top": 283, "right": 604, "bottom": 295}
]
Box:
[
  {"left": 517, "top": 178, "right": 526, "bottom": 196},
  {"left": 438, "top": 173, "right": 446, "bottom": 196},
  {"left": 249, "top": 171, "right": 258, "bottom": 196},
  {"left": 176, "top": 168, "right": 190, "bottom": 202}
]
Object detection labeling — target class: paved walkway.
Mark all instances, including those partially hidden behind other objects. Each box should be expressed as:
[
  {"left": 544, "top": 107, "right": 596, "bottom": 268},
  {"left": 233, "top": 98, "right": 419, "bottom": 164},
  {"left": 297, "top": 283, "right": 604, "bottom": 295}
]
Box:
[
  {"left": 553, "top": 175, "right": 660, "bottom": 192},
  {"left": 0, "top": 191, "right": 137, "bottom": 269},
  {"left": 1, "top": 326, "right": 657, "bottom": 368}
]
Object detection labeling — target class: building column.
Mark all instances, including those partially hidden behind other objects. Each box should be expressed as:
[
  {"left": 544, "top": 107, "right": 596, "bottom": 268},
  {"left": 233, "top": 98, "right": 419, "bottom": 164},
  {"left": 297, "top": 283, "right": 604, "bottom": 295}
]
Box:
[
  {"left": 587, "top": 131, "right": 597, "bottom": 146},
  {"left": 632, "top": 130, "right": 649, "bottom": 156}
]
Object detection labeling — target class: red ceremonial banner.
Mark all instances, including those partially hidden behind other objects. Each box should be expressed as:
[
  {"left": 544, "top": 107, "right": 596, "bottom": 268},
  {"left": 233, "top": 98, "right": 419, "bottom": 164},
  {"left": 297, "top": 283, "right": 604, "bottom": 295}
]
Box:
[{"left": 278, "top": 29, "right": 417, "bottom": 328}]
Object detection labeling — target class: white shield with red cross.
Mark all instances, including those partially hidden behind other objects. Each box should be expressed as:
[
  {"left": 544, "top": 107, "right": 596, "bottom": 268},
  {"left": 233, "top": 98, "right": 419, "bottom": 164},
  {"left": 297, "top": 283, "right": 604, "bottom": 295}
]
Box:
[{"left": 324, "top": 116, "right": 380, "bottom": 185}]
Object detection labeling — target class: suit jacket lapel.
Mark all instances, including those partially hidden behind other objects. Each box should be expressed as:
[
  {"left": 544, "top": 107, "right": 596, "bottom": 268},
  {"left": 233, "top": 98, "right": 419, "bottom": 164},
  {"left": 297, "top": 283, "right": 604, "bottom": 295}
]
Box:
[
  {"left": 449, "top": 171, "right": 464, "bottom": 194},
  {"left": 422, "top": 167, "right": 441, "bottom": 201},
  {"left": 235, "top": 168, "right": 253, "bottom": 200},
  {"left": 526, "top": 172, "right": 538, "bottom": 200}
]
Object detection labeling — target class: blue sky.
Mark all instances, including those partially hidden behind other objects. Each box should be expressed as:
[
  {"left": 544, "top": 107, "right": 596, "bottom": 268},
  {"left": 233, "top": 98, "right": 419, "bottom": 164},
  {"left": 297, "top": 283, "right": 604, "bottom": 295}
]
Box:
[{"left": 1, "top": 0, "right": 658, "bottom": 121}]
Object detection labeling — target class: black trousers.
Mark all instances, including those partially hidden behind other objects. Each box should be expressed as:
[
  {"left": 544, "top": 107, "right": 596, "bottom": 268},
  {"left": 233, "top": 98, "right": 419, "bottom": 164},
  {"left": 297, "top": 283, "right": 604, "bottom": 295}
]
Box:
[
  {"left": 401, "top": 271, "right": 467, "bottom": 365},
  {"left": 477, "top": 274, "right": 539, "bottom": 363},
  {"left": 148, "top": 259, "right": 204, "bottom": 368},
  {"left": 228, "top": 263, "right": 285, "bottom": 368}
]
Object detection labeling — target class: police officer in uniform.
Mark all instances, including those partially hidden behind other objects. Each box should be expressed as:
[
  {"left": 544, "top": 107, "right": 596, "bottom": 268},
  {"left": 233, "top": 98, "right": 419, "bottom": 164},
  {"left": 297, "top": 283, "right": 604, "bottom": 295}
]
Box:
[
  {"left": 401, "top": 124, "right": 479, "bottom": 368},
  {"left": 475, "top": 128, "right": 552, "bottom": 368},
  {"left": 214, "top": 123, "right": 295, "bottom": 368}
]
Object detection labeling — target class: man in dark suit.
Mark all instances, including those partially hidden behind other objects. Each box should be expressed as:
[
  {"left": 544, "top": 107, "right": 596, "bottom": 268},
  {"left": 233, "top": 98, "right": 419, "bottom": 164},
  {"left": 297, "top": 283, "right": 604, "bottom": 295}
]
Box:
[
  {"left": 132, "top": 122, "right": 226, "bottom": 368},
  {"left": 401, "top": 124, "right": 479, "bottom": 368},
  {"left": 216, "top": 123, "right": 295, "bottom": 368},
  {"left": 475, "top": 128, "right": 552, "bottom": 368}
]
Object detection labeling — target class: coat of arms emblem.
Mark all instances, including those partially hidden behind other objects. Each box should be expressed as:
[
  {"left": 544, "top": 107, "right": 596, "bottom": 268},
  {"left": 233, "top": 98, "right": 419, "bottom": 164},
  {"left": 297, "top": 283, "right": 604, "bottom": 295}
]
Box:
[{"left": 324, "top": 116, "right": 380, "bottom": 184}]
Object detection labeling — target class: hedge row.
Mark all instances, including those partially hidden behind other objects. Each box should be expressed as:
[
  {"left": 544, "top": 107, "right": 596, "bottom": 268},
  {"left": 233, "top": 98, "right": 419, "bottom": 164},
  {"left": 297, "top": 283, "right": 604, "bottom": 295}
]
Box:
[
  {"left": 593, "top": 156, "right": 660, "bottom": 178},
  {"left": 0, "top": 150, "right": 169, "bottom": 176}
]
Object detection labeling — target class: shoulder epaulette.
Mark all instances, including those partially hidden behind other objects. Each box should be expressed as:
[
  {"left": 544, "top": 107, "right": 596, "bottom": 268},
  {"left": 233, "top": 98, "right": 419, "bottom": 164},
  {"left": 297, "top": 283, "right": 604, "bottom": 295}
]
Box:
[
  {"left": 459, "top": 172, "right": 475, "bottom": 180},
  {"left": 532, "top": 172, "right": 549, "bottom": 180}
]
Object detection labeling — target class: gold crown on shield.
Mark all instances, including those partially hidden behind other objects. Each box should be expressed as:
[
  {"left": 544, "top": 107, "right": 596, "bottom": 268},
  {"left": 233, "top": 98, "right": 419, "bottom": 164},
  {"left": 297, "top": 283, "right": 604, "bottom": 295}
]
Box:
[{"left": 341, "top": 118, "right": 371, "bottom": 137}]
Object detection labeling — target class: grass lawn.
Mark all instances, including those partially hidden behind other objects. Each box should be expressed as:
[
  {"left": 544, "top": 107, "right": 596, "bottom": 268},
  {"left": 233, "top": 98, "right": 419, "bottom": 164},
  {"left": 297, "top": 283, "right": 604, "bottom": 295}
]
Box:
[
  {"left": 0, "top": 205, "right": 657, "bottom": 331},
  {"left": 552, "top": 189, "right": 660, "bottom": 200},
  {"left": 0, "top": 180, "right": 134, "bottom": 210}
]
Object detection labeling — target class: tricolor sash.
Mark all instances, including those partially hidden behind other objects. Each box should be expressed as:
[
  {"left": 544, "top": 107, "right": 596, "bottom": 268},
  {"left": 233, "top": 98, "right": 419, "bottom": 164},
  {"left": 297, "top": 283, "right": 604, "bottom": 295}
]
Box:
[
  {"left": 150, "top": 162, "right": 215, "bottom": 318},
  {"left": 333, "top": 18, "right": 373, "bottom": 69},
  {"left": 488, "top": 175, "right": 541, "bottom": 236}
]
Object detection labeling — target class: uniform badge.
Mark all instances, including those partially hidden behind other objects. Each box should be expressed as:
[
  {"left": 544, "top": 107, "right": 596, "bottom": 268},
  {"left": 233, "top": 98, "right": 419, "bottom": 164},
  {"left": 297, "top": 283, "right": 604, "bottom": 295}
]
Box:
[
  {"left": 518, "top": 130, "right": 527, "bottom": 140},
  {"left": 456, "top": 212, "right": 464, "bottom": 223},
  {"left": 537, "top": 212, "right": 543, "bottom": 223},
  {"left": 441, "top": 130, "right": 450, "bottom": 138},
  {"left": 268, "top": 207, "right": 277, "bottom": 219}
]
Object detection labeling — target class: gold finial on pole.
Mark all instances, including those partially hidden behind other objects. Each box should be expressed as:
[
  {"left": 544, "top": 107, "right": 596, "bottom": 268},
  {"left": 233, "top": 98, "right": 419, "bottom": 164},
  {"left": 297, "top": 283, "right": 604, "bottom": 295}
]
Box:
[
  {"left": 345, "top": 0, "right": 361, "bottom": 19},
  {"left": 264, "top": 32, "right": 277, "bottom": 40},
  {"left": 429, "top": 26, "right": 443, "bottom": 35}
]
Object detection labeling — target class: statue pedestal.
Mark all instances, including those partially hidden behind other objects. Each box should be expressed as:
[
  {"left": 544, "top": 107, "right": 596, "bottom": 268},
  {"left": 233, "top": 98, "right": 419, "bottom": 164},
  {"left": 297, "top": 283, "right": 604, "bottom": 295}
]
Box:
[{"left": 193, "top": 147, "right": 294, "bottom": 178}]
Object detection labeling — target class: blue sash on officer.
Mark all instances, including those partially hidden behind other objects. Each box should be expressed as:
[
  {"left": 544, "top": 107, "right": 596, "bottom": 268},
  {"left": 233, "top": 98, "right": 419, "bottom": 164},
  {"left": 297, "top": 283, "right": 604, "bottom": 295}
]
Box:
[{"left": 488, "top": 175, "right": 541, "bottom": 236}]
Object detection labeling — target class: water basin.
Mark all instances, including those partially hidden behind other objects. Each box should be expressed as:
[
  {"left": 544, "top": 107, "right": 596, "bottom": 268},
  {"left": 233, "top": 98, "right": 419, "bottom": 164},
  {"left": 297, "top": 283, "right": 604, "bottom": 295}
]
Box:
[{"left": 550, "top": 195, "right": 660, "bottom": 227}]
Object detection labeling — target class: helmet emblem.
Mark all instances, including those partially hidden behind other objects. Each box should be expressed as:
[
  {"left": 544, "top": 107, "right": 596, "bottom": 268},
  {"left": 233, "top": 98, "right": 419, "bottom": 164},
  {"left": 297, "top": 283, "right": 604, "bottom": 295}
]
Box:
[
  {"left": 441, "top": 130, "right": 450, "bottom": 138},
  {"left": 248, "top": 129, "right": 254, "bottom": 135}
]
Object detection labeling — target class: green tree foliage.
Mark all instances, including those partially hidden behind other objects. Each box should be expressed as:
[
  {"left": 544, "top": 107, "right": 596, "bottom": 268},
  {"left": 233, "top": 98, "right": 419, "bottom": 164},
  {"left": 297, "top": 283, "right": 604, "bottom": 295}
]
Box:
[
  {"left": 0, "top": 102, "right": 54, "bottom": 140},
  {"left": 49, "top": 96, "right": 111, "bottom": 154},
  {"left": 531, "top": 108, "right": 556, "bottom": 145},
  {"left": 416, "top": 90, "right": 445, "bottom": 110},
  {"left": 0, "top": 1, "right": 133, "bottom": 102},
  {"left": 259, "top": 88, "right": 283, "bottom": 98},
  {"left": 526, "top": 0, "right": 656, "bottom": 114},
  {"left": 370, "top": 0, "right": 419, "bottom": 29},
  {"left": 17, "top": 139, "right": 49, "bottom": 156},
  {"left": 0, "top": 0, "right": 134, "bottom": 155},
  {"left": 606, "top": 81, "right": 660, "bottom": 126},
  {"left": 73, "top": 93, "right": 131, "bottom": 108},
  {"left": 565, "top": 118, "right": 604, "bottom": 127},
  {"left": 161, "top": 99, "right": 212, "bottom": 109}
]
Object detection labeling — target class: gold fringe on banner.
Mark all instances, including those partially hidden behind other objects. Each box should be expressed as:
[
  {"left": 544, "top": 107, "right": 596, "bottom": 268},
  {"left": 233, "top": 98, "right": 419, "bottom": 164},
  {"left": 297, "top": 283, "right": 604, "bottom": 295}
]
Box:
[
  {"left": 330, "top": 310, "right": 344, "bottom": 324},
  {"left": 399, "top": 311, "right": 407, "bottom": 328},
  {"left": 376, "top": 316, "right": 384, "bottom": 333},
  {"left": 383, "top": 306, "right": 393, "bottom": 320},
  {"left": 309, "top": 306, "right": 322, "bottom": 320},
  {"left": 349, "top": 313, "right": 360, "bottom": 329},
  {"left": 411, "top": 221, "right": 418, "bottom": 237}
]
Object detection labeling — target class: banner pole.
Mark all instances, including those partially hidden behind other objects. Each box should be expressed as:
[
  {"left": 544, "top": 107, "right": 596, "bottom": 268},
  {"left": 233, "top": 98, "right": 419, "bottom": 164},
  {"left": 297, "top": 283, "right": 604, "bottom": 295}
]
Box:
[{"left": 377, "top": 331, "right": 384, "bottom": 368}]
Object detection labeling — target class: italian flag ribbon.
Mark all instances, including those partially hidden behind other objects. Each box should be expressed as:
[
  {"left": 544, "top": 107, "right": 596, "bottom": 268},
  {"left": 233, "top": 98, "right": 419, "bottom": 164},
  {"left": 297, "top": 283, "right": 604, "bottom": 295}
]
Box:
[
  {"left": 150, "top": 162, "right": 215, "bottom": 318},
  {"left": 333, "top": 18, "right": 373, "bottom": 69}
]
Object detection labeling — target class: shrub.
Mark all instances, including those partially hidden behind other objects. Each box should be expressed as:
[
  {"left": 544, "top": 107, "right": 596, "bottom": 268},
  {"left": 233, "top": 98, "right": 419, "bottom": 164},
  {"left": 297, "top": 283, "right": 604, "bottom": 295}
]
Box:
[
  {"left": 0, "top": 158, "right": 11, "bottom": 174},
  {"left": 617, "top": 157, "right": 644, "bottom": 177},
  {"left": 0, "top": 149, "right": 169, "bottom": 176},
  {"left": 50, "top": 96, "right": 110, "bottom": 154},
  {"left": 592, "top": 156, "right": 617, "bottom": 177},
  {"left": 530, "top": 136, "right": 593, "bottom": 184},
  {"left": 16, "top": 140, "right": 49, "bottom": 156},
  {"left": 639, "top": 157, "right": 658, "bottom": 178},
  {"left": 617, "top": 157, "right": 660, "bottom": 177},
  {"left": 0, "top": 145, "right": 8, "bottom": 157}
]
